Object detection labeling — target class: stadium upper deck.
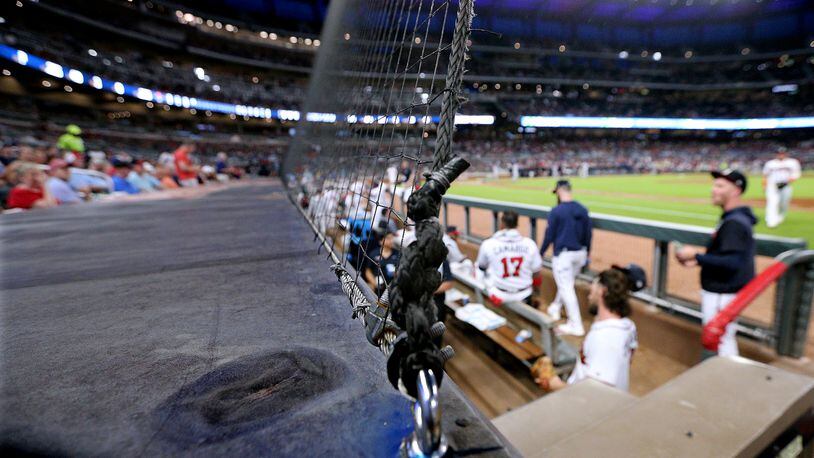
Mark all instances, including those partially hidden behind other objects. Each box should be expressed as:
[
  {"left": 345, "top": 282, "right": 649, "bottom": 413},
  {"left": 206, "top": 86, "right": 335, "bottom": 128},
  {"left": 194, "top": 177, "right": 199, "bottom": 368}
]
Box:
[{"left": 2, "top": 0, "right": 813, "bottom": 126}]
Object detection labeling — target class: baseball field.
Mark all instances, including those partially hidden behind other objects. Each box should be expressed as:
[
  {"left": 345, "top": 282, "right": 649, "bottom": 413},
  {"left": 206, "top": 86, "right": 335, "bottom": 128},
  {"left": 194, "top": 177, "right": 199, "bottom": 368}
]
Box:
[{"left": 449, "top": 172, "right": 814, "bottom": 244}]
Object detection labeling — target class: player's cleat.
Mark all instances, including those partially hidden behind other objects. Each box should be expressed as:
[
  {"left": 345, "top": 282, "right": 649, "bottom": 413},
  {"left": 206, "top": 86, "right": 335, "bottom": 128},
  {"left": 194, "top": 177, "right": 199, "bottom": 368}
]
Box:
[
  {"left": 546, "top": 304, "right": 562, "bottom": 321},
  {"left": 556, "top": 322, "right": 585, "bottom": 337}
]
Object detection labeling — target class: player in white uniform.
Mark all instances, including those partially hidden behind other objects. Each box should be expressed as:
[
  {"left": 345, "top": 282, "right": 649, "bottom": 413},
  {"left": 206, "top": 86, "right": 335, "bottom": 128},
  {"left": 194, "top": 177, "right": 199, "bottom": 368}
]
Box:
[
  {"left": 442, "top": 226, "right": 467, "bottom": 264},
  {"left": 763, "top": 148, "right": 801, "bottom": 228},
  {"left": 309, "top": 186, "right": 340, "bottom": 234},
  {"left": 535, "top": 265, "right": 644, "bottom": 393},
  {"left": 476, "top": 211, "right": 543, "bottom": 305}
]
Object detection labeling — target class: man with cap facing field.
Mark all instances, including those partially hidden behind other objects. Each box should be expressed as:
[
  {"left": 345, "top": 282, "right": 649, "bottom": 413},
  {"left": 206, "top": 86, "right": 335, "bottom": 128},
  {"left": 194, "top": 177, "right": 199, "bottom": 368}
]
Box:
[
  {"left": 542, "top": 180, "right": 593, "bottom": 336},
  {"left": 675, "top": 169, "right": 756, "bottom": 357}
]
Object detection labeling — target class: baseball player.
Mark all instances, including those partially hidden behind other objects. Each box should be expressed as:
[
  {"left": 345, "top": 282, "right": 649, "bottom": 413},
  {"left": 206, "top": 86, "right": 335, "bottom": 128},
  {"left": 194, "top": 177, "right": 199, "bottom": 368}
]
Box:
[
  {"left": 542, "top": 180, "right": 593, "bottom": 336},
  {"left": 534, "top": 265, "right": 644, "bottom": 392},
  {"left": 476, "top": 211, "right": 543, "bottom": 305},
  {"left": 443, "top": 226, "right": 467, "bottom": 264},
  {"left": 763, "top": 148, "right": 801, "bottom": 228},
  {"left": 309, "top": 185, "right": 340, "bottom": 234},
  {"left": 675, "top": 169, "right": 756, "bottom": 357}
]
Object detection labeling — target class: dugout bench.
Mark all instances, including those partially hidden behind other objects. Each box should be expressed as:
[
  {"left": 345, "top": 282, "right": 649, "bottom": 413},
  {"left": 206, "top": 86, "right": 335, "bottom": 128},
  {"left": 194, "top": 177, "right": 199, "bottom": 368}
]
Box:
[{"left": 445, "top": 260, "right": 578, "bottom": 375}]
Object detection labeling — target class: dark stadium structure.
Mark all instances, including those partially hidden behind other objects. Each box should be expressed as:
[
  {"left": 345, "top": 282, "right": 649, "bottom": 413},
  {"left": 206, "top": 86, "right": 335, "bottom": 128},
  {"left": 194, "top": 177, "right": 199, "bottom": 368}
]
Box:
[{"left": 2, "top": 0, "right": 814, "bottom": 457}]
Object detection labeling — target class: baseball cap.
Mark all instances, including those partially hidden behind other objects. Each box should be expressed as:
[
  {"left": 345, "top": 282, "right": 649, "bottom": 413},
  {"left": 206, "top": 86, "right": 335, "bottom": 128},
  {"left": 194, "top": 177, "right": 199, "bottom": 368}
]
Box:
[
  {"left": 64, "top": 152, "right": 79, "bottom": 164},
  {"left": 111, "top": 157, "right": 132, "bottom": 168},
  {"left": 48, "top": 158, "right": 69, "bottom": 170},
  {"left": 552, "top": 179, "right": 571, "bottom": 194},
  {"left": 611, "top": 263, "right": 647, "bottom": 292},
  {"left": 711, "top": 169, "right": 747, "bottom": 193}
]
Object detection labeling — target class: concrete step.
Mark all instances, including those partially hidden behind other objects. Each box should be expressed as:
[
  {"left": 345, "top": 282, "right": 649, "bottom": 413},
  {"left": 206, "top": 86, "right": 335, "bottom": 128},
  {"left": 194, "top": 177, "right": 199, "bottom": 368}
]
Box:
[
  {"left": 518, "top": 357, "right": 814, "bottom": 458},
  {"left": 492, "top": 379, "right": 637, "bottom": 457}
]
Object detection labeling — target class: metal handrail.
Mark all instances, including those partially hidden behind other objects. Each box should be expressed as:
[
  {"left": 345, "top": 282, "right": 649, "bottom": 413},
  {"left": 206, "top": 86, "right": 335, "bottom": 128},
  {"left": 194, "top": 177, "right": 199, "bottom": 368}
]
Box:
[{"left": 443, "top": 195, "right": 806, "bottom": 257}]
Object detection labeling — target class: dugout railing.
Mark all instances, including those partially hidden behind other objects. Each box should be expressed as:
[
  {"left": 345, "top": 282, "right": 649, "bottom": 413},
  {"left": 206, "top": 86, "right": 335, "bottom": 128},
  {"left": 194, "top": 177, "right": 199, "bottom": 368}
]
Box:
[{"left": 439, "top": 194, "right": 812, "bottom": 358}]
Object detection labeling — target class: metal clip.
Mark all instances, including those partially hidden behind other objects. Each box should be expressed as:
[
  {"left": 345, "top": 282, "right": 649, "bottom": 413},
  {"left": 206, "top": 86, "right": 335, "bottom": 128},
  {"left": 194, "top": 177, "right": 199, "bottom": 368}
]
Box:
[
  {"left": 364, "top": 287, "right": 400, "bottom": 346},
  {"left": 402, "top": 369, "right": 448, "bottom": 457}
]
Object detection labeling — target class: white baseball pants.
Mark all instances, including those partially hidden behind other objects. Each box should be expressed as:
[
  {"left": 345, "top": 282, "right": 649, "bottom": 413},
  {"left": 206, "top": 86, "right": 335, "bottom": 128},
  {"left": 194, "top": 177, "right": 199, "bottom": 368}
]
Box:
[
  {"left": 765, "top": 184, "right": 792, "bottom": 228},
  {"left": 551, "top": 249, "right": 587, "bottom": 329},
  {"left": 700, "top": 290, "right": 739, "bottom": 357}
]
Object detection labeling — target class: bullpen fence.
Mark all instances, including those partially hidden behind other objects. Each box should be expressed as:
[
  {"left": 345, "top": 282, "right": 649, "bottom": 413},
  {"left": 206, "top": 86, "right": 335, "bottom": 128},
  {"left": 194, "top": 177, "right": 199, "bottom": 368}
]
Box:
[{"left": 439, "top": 194, "right": 813, "bottom": 358}]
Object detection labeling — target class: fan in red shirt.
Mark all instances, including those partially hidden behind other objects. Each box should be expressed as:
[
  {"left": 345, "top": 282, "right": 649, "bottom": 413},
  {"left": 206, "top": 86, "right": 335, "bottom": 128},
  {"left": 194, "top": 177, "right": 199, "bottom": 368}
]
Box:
[
  {"left": 7, "top": 162, "right": 57, "bottom": 210},
  {"left": 173, "top": 144, "right": 200, "bottom": 187}
]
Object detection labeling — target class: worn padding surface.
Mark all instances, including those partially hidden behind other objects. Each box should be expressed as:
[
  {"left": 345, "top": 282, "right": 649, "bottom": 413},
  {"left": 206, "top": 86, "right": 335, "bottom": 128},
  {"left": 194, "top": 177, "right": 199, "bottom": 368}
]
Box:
[{"left": 1, "top": 181, "right": 511, "bottom": 457}]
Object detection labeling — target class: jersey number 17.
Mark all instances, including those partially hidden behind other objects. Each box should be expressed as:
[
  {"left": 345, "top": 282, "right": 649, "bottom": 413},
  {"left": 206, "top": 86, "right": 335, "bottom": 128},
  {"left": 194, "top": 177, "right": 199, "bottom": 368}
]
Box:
[{"left": 501, "top": 256, "right": 524, "bottom": 278}]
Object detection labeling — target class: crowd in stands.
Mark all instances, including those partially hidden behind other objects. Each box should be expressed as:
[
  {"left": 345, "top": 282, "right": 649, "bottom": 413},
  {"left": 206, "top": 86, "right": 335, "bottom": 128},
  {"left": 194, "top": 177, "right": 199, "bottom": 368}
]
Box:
[
  {"left": 7, "top": 3, "right": 812, "bottom": 119},
  {"left": 458, "top": 138, "right": 814, "bottom": 177},
  {"left": 5, "top": 29, "right": 308, "bottom": 110},
  {"left": 467, "top": 49, "right": 812, "bottom": 88},
  {"left": 0, "top": 124, "right": 281, "bottom": 212},
  {"left": 494, "top": 87, "right": 814, "bottom": 119}
]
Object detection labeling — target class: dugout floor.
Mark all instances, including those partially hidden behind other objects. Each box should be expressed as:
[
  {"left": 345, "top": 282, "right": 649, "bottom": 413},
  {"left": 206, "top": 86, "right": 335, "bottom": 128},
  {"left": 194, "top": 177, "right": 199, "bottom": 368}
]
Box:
[{"left": 1, "top": 180, "right": 509, "bottom": 457}]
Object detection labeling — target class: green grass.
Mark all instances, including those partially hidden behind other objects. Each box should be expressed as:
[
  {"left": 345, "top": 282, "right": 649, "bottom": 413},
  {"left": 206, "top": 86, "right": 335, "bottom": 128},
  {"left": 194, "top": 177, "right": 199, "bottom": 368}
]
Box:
[{"left": 448, "top": 172, "right": 814, "bottom": 244}]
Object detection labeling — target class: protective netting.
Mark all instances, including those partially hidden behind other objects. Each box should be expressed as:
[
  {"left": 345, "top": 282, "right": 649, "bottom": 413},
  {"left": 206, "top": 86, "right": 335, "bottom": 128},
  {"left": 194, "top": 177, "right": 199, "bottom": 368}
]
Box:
[
  {"left": 284, "top": 0, "right": 472, "bottom": 310},
  {"left": 283, "top": 0, "right": 473, "bottom": 409}
]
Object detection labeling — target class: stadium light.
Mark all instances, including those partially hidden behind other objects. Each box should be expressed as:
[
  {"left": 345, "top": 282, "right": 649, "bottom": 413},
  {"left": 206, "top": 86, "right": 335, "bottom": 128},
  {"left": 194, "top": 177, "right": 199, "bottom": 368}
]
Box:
[
  {"left": 653, "top": 52, "right": 662, "bottom": 61},
  {"left": 454, "top": 115, "right": 495, "bottom": 125},
  {"left": 772, "top": 84, "right": 798, "bottom": 93},
  {"left": 519, "top": 115, "right": 814, "bottom": 130},
  {"left": 43, "top": 61, "right": 63, "bottom": 78},
  {"left": 67, "top": 69, "right": 84, "bottom": 84},
  {"left": 618, "top": 50, "right": 629, "bottom": 59},
  {"left": 0, "top": 44, "right": 495, "bottom": 125}
]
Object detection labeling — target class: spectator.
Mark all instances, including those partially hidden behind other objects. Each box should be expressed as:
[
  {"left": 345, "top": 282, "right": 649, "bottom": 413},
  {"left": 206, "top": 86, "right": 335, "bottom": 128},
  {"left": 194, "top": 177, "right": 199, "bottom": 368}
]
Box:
[
  {"left": 68, "top": 154, "right": 110, "bottom": 195},
  {"left": 365, "top": 230, "right": 399, "bottom": 295},
  {"left": 45, "top": 158, "right": 82, "bottom": 204},
  {"left": 110, "top": 159, "right": 141, "bottom": 195},
  {"left": 536, "top": 265, "right": 643, "bottom": 393},
  {"left": 346, "top": 212, "right": 378, "bottom": 274},
  {"left": 127, "top": 160, "right": 161, "bottom": 192},
  {"left": 18, "top": 145, "right": 46, "bottom": 164},
  {"left": 542, "top": 179, "right": 593, "bottom": 336},
  {"left": 434, "top": 259, "right": 454, "bottom": 323},
  {"left": 173, "top": 144, "right": 200, "bottom": 187},
  {"left": 156, "top": 164, "right": 179, "bottom": 189},
  {"left": 216, "top": 152, "right": 228, "bottom": 174},
  {"left": 7, "top": 162, "right": 57, "bottom": 210},
  {"left": 56, "top": 124, "right": 85, "bottom": 157},
  {"left": 675, "top": 170, "right": 756, "bottom": 357}
]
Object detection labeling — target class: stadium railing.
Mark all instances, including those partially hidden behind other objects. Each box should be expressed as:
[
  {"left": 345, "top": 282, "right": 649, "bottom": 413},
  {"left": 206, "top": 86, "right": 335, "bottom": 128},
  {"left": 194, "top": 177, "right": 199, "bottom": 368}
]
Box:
[{"left": 440, "top": 194, "right": 812, "bottom": 358}]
